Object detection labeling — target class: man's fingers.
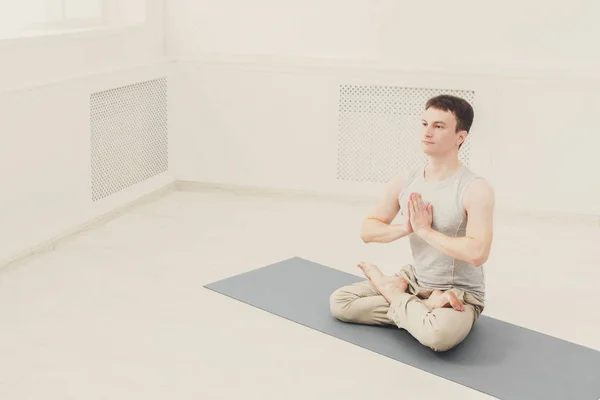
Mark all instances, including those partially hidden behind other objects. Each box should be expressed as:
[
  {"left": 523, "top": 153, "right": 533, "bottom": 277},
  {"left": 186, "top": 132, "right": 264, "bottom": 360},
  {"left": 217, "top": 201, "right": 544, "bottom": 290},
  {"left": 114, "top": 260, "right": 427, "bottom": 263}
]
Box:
[{"left": 410, "top": 193, "right": 432, "bottom": 215}]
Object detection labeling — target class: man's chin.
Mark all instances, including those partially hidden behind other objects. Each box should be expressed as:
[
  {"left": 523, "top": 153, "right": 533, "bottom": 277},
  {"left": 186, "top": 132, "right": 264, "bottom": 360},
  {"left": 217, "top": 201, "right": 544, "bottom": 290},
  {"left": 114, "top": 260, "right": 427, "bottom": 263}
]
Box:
[{"left": 421, "top": 145, "right": 435, "bottom": 155}]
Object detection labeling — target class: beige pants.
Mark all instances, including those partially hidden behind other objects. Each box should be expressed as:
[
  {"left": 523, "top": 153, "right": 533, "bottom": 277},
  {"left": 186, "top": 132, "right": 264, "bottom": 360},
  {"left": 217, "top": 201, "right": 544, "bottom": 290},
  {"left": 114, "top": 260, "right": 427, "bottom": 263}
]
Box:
[{"left": 329, "top": 264, "right": 485, "bottom": 352}]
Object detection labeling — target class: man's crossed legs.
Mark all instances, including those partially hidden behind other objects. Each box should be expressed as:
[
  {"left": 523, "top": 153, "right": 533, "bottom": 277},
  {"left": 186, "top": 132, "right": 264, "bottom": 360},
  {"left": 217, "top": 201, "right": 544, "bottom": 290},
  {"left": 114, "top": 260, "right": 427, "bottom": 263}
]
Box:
[{"left": 329, "top": 262, "right": 485, "bottom": 352}]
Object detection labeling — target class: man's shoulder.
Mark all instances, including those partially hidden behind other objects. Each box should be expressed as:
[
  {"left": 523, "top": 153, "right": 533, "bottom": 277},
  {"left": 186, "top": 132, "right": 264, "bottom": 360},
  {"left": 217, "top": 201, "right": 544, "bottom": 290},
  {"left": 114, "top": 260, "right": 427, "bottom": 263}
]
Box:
[
  {"left": 463, "top": 177, "right": 495, "bottom": 208},
  {"left": 387, "top": 166, "right": 422, "bottom": 192}
]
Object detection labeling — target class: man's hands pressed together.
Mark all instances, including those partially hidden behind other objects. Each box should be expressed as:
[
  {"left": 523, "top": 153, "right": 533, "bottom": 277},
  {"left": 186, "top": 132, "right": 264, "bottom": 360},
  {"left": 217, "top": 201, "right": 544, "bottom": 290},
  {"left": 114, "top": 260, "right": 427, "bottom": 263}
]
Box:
[
  {"left": 408, "top": 192, "right": 433, "bottom": 236},
  {"left": 405, "top": 183, "right": 494, "bottom": 267}
]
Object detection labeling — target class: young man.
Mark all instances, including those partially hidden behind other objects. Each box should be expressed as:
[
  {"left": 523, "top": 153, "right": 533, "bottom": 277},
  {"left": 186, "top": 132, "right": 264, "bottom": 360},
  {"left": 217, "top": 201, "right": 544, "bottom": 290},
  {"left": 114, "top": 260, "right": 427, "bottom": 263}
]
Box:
[{"left": 329, "top": 94, "right": 495, "bottom": 352}]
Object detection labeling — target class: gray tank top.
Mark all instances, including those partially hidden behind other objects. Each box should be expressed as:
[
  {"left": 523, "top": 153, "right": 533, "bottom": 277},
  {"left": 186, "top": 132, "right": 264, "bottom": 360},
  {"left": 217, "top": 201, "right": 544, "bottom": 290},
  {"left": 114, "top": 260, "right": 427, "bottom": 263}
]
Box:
[{"left": 398, "top": 163, "right": 486, "bottom": 298}]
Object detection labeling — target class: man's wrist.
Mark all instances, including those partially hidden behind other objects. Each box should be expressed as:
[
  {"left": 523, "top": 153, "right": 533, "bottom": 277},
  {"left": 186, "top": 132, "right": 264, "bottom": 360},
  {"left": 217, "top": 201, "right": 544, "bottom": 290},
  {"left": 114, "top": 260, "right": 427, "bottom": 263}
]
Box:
[
  {"left": 395, "top": 223, "right": 412, "bottom": 238},
  {"left": 416, "top": 226, "right": 433, "bottom": 239}
]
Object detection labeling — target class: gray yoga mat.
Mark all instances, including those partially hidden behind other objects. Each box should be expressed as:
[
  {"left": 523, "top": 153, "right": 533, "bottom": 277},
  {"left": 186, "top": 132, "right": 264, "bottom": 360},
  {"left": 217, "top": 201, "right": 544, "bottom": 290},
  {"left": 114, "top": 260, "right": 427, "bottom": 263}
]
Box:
[{"left": 204, "top": 257, "right": 600, "bottom": 400}]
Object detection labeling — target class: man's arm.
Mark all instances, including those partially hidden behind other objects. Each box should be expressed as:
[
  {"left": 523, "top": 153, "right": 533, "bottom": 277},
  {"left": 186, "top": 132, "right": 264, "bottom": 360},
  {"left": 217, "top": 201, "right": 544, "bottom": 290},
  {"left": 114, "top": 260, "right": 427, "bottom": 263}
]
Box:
[
  {"left": 361, "top": 172, "right": 412, "bottom": 243},
  {"left": 416, "top": 179, "right": 495, "bottom": 266}
]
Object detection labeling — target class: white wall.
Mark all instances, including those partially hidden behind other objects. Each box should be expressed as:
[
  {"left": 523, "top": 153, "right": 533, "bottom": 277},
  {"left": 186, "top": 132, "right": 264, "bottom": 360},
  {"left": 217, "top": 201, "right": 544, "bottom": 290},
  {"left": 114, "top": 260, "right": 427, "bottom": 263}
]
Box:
[
  {"left": 166, "top": 0, "right": 600, "bottom": 77},
  {"left": 4, "top": 0, "right": 598, "bottom": 265},
  {"left": 0, "top": 0, "right": 174, "bottom": 265},
  {"left": 167, "top": 1, "right": 600, "bottom": 218}
]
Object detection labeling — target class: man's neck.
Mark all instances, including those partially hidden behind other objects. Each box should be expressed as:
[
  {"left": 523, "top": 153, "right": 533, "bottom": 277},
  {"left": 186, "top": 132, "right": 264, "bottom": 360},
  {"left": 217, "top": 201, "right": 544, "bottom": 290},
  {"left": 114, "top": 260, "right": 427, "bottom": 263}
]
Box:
[{"left": 424, "top": 154, "right": 462, "bottom": 183}]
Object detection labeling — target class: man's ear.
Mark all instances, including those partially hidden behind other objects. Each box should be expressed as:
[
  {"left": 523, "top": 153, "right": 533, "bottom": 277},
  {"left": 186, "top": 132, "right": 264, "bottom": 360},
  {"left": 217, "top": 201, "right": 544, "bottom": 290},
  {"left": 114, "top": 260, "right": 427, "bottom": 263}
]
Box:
[{"left": 457, "top": 130, "right": 468, "bottom": 146}]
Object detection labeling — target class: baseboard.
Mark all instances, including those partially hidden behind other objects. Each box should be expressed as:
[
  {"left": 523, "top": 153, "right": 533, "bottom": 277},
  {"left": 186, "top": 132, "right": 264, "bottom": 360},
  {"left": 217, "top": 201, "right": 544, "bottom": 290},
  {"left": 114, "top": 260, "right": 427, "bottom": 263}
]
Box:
[{"left": 0, "top": 182, "right": 177, "bottom": 271}]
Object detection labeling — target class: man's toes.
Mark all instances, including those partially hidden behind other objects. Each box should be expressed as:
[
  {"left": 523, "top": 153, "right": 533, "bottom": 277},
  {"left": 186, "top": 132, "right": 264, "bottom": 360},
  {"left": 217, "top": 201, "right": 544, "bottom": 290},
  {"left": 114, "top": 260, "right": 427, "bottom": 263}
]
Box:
[
  {"left": 358, "top": 263, "right": 377, "bottom": 281},
  {"left": 398, "top": 278, "right": 409, "bottom": 291},
  {"left": 448, "top": 293, "right": 464, "bottom": 311}
]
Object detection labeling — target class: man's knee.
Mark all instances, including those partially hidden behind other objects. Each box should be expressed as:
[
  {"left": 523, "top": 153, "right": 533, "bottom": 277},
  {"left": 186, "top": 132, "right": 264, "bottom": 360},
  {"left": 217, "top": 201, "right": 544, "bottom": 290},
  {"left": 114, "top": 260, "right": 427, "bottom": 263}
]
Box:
[
  {"left": 419, "top": 329, "right": 464, "bottom": 352},
  {"left": 416, "top": 307, "right": 474, "bottom": 352},
  {"left": 329, "top": 288, "right": 353, "bottom": 321},
  {"left": 330, "top": 286, "right": 369, "bottom": 322}
]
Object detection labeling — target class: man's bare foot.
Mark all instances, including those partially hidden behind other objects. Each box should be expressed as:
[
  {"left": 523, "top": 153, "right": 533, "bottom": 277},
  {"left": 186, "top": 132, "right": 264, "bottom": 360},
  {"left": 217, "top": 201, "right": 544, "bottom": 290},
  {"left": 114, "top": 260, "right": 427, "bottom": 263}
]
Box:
[
  {"left": 357, "top": 262, "right": 408, "bottom": 304},
  {"left": 425, "top": 289, "right": 464, "bottom": 312}
]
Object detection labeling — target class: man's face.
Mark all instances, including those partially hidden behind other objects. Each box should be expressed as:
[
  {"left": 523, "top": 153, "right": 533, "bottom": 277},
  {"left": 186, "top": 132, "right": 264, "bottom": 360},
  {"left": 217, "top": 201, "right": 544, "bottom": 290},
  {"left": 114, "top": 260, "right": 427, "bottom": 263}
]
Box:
[{"left": 420, "top": 107, "right": 466, "bottom": 155}]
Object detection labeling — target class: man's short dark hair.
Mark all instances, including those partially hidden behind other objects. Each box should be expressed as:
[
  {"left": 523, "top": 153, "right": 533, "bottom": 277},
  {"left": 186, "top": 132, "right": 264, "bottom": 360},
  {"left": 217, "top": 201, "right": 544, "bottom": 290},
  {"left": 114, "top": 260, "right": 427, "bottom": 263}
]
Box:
[{"left": 425, "top": 94, "right": 474, "bottom": 134}]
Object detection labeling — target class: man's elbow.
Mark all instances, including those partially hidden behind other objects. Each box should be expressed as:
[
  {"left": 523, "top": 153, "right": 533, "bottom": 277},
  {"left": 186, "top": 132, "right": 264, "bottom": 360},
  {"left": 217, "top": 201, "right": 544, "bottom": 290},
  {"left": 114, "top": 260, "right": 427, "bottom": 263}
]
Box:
[
  {"left": 471, "top": 256, "right": 486, "bottom": 266},
  {"left": 360, "top": 230, "right": 371, "bottom": 243},
  {"left": 471, "top": 249, "right": 490, "bottom": 266},
  {"left": 360, "top": 220, "right": 374, "bottom": 243}
]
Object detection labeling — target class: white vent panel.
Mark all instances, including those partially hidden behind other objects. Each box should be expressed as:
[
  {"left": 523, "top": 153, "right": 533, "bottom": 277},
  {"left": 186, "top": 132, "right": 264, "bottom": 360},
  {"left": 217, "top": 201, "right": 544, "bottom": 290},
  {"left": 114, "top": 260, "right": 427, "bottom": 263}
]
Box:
[
  {"left": 91, "top": 77, "right": 168, "bottom": 201},
  {"left": 337, "top": 85, "right": 474, "bottom": 183}
]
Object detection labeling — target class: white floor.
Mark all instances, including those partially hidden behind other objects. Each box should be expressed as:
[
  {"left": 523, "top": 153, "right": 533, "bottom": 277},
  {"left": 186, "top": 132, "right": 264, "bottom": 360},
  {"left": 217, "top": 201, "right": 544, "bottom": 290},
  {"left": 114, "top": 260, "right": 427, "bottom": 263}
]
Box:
[{"left": 0, "top": 188, "right": 599, "bottom": 399}]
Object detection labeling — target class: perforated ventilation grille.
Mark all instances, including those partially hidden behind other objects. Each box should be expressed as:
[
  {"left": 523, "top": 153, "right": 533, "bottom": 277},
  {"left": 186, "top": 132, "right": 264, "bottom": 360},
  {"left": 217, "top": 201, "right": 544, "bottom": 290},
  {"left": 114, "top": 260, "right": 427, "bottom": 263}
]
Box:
[
  {"left": 90, "top": 77, "right": 168, "bottom": 201},
  {"left": 336, "top": 85, "right": 474, "bottom": 183}
]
